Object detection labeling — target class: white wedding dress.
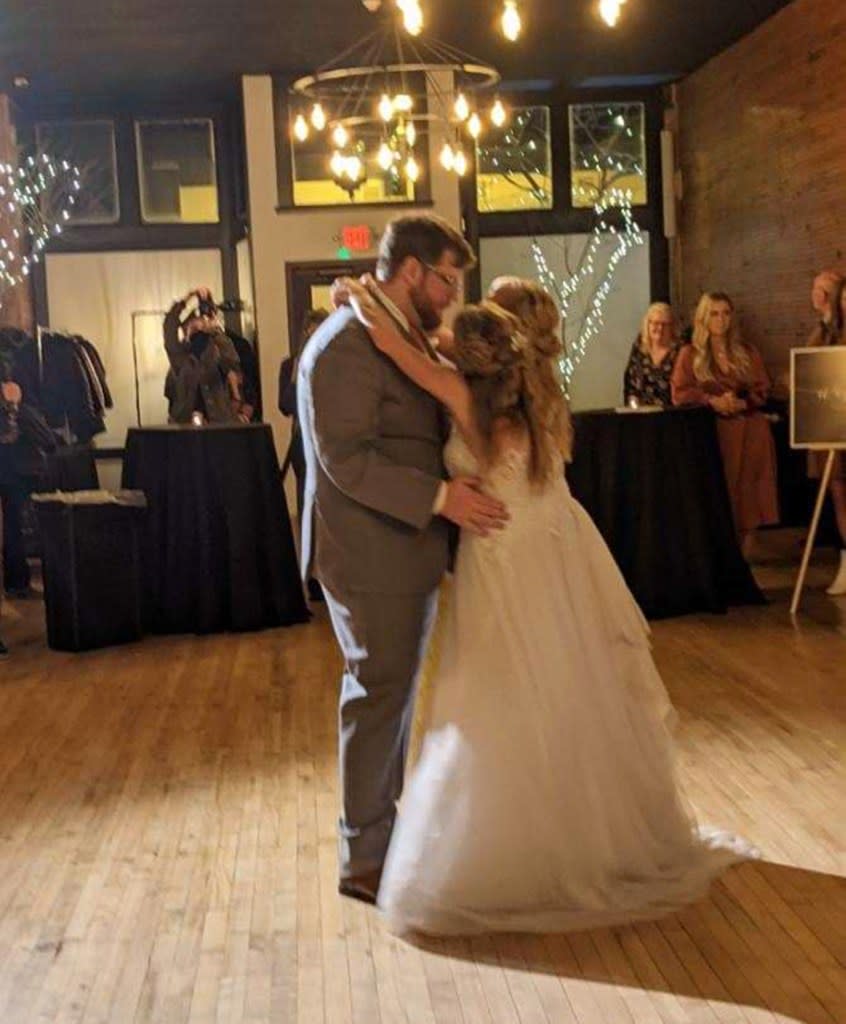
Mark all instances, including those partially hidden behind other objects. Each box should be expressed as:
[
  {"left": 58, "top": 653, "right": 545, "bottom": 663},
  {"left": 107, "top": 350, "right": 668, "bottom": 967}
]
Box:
[{"left": 378, "top": 429, "right": 752, "bottom": 936}]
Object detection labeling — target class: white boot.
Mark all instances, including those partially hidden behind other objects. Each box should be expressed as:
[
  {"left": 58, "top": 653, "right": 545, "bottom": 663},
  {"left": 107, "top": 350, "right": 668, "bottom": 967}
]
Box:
[{"left": 826, "top": 550, "right": 846, "bottom": 596}]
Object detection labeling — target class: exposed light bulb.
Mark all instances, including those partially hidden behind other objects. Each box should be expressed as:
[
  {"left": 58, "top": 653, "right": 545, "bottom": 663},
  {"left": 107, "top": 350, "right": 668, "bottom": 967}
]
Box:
[
  {"left": 599, "top": 0, "right": 622, "bottom": 27},
  {"left": 378, "top": 93, "right": 394, "bottom": 121},
  {"left": 405, "top": 120, "right": 417, "bottom": 147},
  {"left": 501, "top": 1, "right": 521, "bottom": 42},
  {"left": 454, "top": 93, "right": 470, "bottom": 121},
  {"left": 393, "top": 93, "right": 413, "bottom": 113},
  {"left": 490, "top": 98, "right": 507, "bottom": 127},
  {"left": 346, "top": 155, "right": 363, "bottom": 180},
  {"left": 405, "top": 155, "right": 420, "bottom": 182},
  {"left": 439, "top": 142, "right": 455, "bottom": 171},
  {"left": 310, "top": 103, "right": 327, "bottom": 130},
  {"left": 398, "top": 0, "right": 423, "bottom": 35},
  {"left": 467, "top": 112, "right": 482, "bottom": 139},
  {"left": 293, "top": 114, "right": 309, "bottom": 141},
  {"left": 378, "top": 142, "right": 394, "bottom": 170},
  {"left": 454, "top": 149, "right": 468, "bottom": 176},
  {"left": 330, "top": 150, "right": 345, "bottom": 176},
  {"left": 331, "top": 123, "right": 349, "bottom": 148}
]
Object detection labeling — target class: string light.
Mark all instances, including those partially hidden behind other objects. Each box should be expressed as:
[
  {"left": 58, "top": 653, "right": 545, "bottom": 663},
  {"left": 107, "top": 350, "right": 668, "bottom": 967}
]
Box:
[
  {"left": 453, "top": 148, "right": 468, "bottom": 176},
  {"left": 454, "top": 93, "right": 470, "bottom": 121},
  {"left": 501, "top": 1, "right": 522, "bottom": 41},
  {"left": 490, "top": 98, "right": 507, "bottom": 127},
  {"left": 531, "top": 186, "right": 643, "bottom": 392},
  {"left": 331, "top": 123, "right": 349, "bottom": 148},
  {"left": 0, "top": 155, "right": 81, "bottom": 301},
  {"left": 467, "top": 112, "right": 482, "bottom": 139},
  {"left": 439, "top": 142, "right": 455, "bottom": 170}
]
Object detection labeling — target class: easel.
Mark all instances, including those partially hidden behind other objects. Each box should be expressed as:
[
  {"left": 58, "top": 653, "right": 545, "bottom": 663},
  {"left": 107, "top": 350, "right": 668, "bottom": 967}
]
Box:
[
  {"left": 790, "top": 449, "right": 836, "bottom": 615},
  {"left": 789, "top": 345, "right": 846, "bottom": 616}
]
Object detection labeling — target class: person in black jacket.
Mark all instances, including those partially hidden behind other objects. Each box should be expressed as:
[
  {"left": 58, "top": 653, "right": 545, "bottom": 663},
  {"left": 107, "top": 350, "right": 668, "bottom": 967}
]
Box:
[{"left": 0, "top": 352, "right": 31, "bottom": 600}]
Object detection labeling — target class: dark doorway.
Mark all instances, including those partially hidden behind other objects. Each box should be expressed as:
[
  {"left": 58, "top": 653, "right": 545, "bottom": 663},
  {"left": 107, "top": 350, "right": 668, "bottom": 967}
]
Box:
[{"left": 286, "top": 259, "right": 375, "bottom": 358}]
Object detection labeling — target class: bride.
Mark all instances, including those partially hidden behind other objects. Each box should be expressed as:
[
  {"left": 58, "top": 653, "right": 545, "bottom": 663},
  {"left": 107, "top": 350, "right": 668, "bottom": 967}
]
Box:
[{"left": 338, "top": 274, "right": 751, "bottom": 936}]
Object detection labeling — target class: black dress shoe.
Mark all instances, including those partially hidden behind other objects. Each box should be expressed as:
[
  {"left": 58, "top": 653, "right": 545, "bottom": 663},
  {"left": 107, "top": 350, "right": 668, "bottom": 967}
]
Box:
[{"left": 338, "top": 869, "right": 381, "bottom": 906}]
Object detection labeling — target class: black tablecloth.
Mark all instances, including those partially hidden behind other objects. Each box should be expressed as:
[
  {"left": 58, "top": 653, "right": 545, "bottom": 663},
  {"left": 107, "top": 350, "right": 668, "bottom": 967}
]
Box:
[
  {"left": 122, "top": 424, "right": 309, "bottom": 635},
  {"left": 42, "top": 445, "right": 99, "bottom": 491},
  {"left": 567, "top": 406, "right": 765, "bottom": 619}
]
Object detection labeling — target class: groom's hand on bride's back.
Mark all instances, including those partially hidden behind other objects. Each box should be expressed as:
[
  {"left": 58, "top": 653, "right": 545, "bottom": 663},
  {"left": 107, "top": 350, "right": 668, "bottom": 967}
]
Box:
[{"left": 440, "top": 478, "right": 508, "bottom": 536}]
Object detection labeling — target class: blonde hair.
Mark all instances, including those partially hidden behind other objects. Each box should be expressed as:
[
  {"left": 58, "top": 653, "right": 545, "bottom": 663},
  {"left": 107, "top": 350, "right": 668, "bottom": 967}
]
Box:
[
  {"left": 452, "top": 278, "right": 572, "bottom": 486},
  {"left": 691, "top": 291, "right": 752, "bottom": 382},
  {"left": 639, "top": 302, "right": 677, "bottom": 354}
]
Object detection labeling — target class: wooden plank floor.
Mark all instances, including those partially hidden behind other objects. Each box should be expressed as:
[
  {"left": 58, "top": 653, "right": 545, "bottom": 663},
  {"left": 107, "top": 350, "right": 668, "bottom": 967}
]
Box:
[{"left": 0, "top": 541, "right": 843, "bottom": 1024}]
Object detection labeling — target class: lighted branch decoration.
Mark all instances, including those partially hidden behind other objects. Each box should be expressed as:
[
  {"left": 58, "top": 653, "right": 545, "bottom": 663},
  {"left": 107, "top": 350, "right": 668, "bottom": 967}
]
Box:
[
  {"left": 0, "top": 153, "right": 81, "bottom": 306},
  {"left": 531, "top": 186, "right": 644, "bottom": 392}
]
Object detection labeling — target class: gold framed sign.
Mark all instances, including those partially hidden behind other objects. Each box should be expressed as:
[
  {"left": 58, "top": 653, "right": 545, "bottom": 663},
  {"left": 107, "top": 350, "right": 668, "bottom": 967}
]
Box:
[{"left": 790, "top": 346, "right": 846, "bottom": 450}]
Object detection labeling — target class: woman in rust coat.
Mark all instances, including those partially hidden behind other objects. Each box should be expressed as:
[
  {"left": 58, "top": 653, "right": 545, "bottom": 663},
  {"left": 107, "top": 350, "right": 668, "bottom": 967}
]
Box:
[{"left": 671, "top": 292, "right": 778, "bottom": 554}]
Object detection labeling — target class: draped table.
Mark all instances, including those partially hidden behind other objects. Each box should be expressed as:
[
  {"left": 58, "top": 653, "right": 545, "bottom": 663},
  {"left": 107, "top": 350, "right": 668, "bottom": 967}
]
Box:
[
  {"left": 567, "top": 406, "right": 764, "bottom": 619},
  {"left": 122, "top": 424, "right": 309, "bottom": 634}
]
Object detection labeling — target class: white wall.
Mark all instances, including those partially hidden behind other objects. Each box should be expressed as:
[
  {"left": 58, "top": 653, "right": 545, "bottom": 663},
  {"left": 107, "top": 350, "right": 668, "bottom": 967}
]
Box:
[
  {"left": 479, "top": 233, "right": 651, "bottom": 411},
  {"left": 242, "top": 74, "right": 462, "bottom": 460},
  {"left": 45, "top": 248, "right": 223, "bottom": 448},
  {"left": 235, "top": 236, "right": 256, "bottom": 340}
]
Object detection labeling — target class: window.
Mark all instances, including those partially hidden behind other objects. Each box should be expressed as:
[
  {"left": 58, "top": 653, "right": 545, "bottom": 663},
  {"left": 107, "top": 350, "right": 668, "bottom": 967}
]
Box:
[
  {"left": 135, "top": 119, "right": 219, "bottom": 223},
  {"left": 476, "top": 106, "right": 552, "bottom": 213},
  {"left": 34, "top": 120, "right": 119, "bottom": 224},
  {"left": 569, "top": 102, "right": 646, "bottom": 208},
  {"left": 290, "top": 128, "right": 418, "bottom": 207}
]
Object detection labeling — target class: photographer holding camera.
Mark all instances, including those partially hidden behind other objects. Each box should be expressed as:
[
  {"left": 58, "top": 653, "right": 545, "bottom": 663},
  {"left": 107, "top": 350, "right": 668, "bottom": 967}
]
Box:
[{"left": 163, "top": 287, "right": 251, "bottom": 425}]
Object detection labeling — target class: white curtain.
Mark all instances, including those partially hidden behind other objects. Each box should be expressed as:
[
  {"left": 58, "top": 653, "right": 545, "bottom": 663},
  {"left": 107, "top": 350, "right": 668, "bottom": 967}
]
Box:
[{"left": 45, "top": 249, "right": 223, "bottom": 447}]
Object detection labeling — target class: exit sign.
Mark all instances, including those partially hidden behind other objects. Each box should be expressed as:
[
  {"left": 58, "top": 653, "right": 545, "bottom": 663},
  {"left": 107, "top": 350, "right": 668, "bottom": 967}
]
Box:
[{"left": 341, "top": 225, "right": 372, "bottom": 252}]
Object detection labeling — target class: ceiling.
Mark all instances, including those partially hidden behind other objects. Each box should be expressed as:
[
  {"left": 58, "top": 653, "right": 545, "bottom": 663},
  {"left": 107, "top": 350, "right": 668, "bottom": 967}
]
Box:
[{"left": 2, "top": 1, "right": 793, "bottom": 105}]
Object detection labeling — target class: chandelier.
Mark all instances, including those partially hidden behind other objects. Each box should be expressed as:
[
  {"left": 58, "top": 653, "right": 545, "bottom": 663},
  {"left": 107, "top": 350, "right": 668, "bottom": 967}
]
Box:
[{"left": 289, "top": 4, "right": 507, "bottom": 197}]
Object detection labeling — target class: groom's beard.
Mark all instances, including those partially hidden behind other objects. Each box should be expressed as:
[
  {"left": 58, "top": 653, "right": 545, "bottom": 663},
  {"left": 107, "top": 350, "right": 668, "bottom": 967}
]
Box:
[{"left": 409, "top": 283, "right": 442, "bottom": 333}]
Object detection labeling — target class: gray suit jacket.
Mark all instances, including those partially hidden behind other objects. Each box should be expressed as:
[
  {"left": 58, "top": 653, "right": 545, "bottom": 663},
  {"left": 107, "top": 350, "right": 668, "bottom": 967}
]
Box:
[{"left": 297, "top": 306, "right": 450, "bottom": 595}]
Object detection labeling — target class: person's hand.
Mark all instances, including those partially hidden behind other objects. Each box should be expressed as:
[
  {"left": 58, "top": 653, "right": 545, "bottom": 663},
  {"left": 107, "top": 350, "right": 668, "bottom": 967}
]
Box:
[
  {"left": 440, "top": 477, "right": 509, "bottom": 536},
  {"left": 330, "top": 276, "right": 352, "bottom": 310},
  {"left": 710, "top": 393, "right": 743, "bottom": 416}
]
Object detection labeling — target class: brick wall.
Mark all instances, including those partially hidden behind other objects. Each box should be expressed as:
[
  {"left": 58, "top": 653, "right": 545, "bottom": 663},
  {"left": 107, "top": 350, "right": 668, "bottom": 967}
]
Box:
[
  {"left": 676, "top": 0, "right": 846, "bottom": 386},
  {"left": 0, "top": 95, "right": 34, "bottom": 333}
]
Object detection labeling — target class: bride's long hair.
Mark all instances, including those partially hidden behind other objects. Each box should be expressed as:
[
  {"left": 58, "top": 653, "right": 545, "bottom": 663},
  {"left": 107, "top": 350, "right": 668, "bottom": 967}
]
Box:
[{"left": 452, "top": 278, "right": 572, "bottom": 487}]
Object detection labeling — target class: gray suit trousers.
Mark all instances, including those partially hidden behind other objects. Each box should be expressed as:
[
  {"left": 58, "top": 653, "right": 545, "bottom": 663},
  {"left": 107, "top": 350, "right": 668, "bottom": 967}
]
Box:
[{"left": 322, "top": 584, "right": 440, "bottom": 880}]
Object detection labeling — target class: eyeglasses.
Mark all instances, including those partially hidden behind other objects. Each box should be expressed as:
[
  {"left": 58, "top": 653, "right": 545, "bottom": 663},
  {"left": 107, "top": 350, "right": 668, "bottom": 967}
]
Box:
[{"left": 421, "top": 261, "right": 462, "bottom": 294}]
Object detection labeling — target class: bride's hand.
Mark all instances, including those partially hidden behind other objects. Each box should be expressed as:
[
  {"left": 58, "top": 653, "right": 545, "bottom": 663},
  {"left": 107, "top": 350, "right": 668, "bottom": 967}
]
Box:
[{"left": 331, "top": 275, "right": 382, "bottom": 330}]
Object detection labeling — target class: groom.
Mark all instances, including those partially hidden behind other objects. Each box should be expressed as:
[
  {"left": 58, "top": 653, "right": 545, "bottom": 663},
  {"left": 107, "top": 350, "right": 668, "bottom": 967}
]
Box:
[{"left": 297, "top": 213, "right": 508, "bottom": 904}]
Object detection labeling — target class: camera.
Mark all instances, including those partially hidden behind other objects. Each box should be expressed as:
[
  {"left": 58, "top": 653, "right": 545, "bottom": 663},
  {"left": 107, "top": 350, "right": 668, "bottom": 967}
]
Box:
[{"left": 197, "top": 297, "right": 245, "bottom": 317}]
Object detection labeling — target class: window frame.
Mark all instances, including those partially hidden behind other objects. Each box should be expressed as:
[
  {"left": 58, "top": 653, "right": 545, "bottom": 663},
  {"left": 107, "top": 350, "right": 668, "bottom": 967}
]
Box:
[
  {"left": 34, "top": 118, "right": 121, "bottom": 226},
  {"left": 134, "top": 116, "right": 221, "bottom": 225},
  {"left": 474, "top": 104, "right": 554, "bottom": 215}
]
